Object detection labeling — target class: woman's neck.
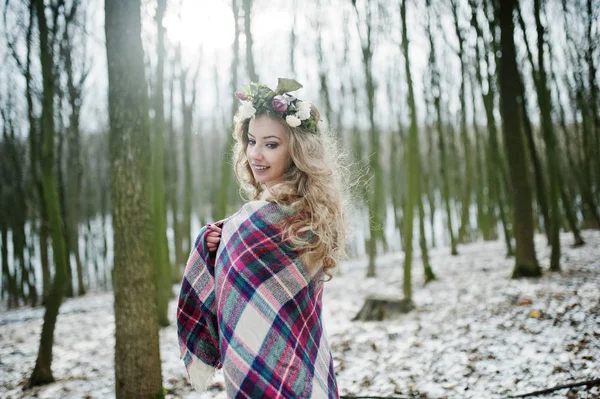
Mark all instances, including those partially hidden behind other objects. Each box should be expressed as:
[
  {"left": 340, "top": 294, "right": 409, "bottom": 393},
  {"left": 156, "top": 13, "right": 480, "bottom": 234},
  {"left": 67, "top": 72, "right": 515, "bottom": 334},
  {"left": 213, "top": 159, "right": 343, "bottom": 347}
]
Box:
[
  {"left": 259, "top": 181, "right": 296, "bottom": 201},
  {"left": 259, "top": 188, "right": 272, "bottom": 201}
]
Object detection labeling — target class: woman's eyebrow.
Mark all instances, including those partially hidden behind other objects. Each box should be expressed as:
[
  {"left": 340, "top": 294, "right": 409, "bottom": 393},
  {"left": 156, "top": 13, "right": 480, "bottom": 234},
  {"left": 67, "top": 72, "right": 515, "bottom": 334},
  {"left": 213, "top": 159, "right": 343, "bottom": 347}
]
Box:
[{"left": 248, "top": 133, "right": 281, "bottom": 141}]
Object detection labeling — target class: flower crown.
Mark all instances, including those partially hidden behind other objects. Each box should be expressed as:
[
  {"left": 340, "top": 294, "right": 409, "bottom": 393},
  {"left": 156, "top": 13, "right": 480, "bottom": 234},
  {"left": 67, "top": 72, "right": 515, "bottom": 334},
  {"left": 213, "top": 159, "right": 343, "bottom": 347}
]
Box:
[{"left": 234, "top": 78, "right": 321, "bottom": 134}]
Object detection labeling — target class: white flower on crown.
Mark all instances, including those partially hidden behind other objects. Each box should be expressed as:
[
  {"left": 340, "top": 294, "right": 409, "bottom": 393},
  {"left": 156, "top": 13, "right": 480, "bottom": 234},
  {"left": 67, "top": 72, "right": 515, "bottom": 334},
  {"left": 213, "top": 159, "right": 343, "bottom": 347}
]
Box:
[
  {"left": 237, "top": 101, "right": 256, "bottom": 121},
  {"left": 286, "top": 115, "right": 301, "bottom": 127},
  {"left": 296, "top": 101, "right": 312, "bottom": 120}
]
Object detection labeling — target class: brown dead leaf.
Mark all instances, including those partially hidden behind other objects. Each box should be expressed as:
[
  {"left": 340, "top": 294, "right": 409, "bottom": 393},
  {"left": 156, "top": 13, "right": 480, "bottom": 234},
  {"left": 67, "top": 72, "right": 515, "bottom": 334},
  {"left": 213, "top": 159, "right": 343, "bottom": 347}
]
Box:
[{"left": 518, "top": 298, "right": 532, "bottom": 306}]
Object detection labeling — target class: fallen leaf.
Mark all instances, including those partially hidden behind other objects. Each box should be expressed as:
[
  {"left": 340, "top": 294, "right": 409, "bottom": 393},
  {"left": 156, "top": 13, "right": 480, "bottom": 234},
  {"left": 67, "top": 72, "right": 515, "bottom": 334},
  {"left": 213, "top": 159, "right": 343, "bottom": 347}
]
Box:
[
  {"left": 529, "top": 310, "right": 542, "bottom": 319},
  {"left": 518, "top": 298, "right": 532, "bottom": 306}
]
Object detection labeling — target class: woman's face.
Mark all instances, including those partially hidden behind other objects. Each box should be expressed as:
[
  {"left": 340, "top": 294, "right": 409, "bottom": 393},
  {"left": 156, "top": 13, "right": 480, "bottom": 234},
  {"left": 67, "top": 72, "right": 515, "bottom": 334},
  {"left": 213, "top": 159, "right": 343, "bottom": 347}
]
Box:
[{"left": 246, "top": 115, "right": 292, "bottom": 187}]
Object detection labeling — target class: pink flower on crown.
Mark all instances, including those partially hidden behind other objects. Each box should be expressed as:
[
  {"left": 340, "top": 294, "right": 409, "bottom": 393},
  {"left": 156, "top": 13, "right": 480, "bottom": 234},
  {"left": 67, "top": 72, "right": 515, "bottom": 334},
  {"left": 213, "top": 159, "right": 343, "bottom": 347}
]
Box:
[
  {"left": 235, "top": 91, "right": 249, "bottom": 101},
  {"left": 272, "top": 95, "right": 288, "bottom": 113}
]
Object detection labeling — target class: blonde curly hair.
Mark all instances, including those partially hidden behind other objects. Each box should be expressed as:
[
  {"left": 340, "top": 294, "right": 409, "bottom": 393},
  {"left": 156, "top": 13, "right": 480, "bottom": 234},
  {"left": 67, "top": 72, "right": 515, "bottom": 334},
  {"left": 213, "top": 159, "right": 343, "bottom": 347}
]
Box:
[{"left": 232, "top": 105, "right": 352, "bottom": 280}]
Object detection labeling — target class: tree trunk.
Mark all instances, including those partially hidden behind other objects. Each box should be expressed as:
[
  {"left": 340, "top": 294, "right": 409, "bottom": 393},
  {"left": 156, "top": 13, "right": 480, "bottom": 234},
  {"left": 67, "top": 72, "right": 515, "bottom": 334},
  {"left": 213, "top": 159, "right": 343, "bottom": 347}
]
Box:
[
  {"left": 483, "top": 0, "right": 515, "bottom": 257},
  {"left": 105, "top": 0, "right": 164, "bottom": 396},
  {"left": 533, "top": 0, "right": 561, "bottom": 271},
  {"left": 424, "top": 125, "right": 436, "bottom": 248},
  {"left": 469, "top": 0, "right": 498, "bottom": 242},
  {"left": 419, "top": 187, "right": 435, "bottom": 284},
  {"left": 427, "top": 0, "right": 457, "bottom": 255},
  {"left": 20, "top": 0, "right": 42, "bottom": 305},
  {"left": 61, "top": 5, "right": 86, "bottom": 296},
  {"left": 353, "top": 296, "right": 415, "bottom": 321},
  {"left": 1, "top": 219, "right": 19, "bottom": 308},
  {"left": 389, "top": 129, "right": 404, "bottom": 248},
  {"left": 452, "top": 0, "right": 474, "bottom": 244},
  {"left": 179, "top": 52, "right": 197, "bottom": 269},
  {"left": 315, "top": 0, "right": 332, "bottom": 126},
  {"left": 151, "top": 0, "right": 172, "bottom": 327},
  {"left": 242, "top": 0, "right": 258, "bottom": 82},
  {"left": 400, "top": 0, "right": 419, "bottom": 305},
  {"left": 215, "top": 0, "right": 240, "bottom": 221},
  {"left": 354, "top": 0, "right": 384, "bottom": 277},
  {"left": 470, "top": 73, "right": 489, "bottom": 240},
  {"left": 27, "top": 0, "right": 70, "bottom": 387},
  {"left": 515, "top": 4, "right": 551, "bottom": 242},
  {"left": 166, "top": 55, "right": 183, "bottom": 280},
  {"left": 289, "top": 0, "right": 297, "bottom": 76},
  {"left": 552, "top": 60, "right": 585, "bottom": 247},
  {"left": 56, "top": 103, "right": 74, "bottom": 299},
  {"left": 23, "top": 0, "right": 51, "bottom": 303},
  {"left": 99, "top": 165, "right": 111, "bottom": 290},
  {"left": 498, "top": 0, "right": 541, "bottom": 278}
]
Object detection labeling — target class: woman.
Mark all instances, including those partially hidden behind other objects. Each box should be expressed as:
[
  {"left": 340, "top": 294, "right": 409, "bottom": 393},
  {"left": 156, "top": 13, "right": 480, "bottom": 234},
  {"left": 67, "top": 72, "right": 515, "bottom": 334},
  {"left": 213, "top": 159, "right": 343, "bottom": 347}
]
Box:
[{"left": 177, "top": 78, "right": 350, "bottom": 398}]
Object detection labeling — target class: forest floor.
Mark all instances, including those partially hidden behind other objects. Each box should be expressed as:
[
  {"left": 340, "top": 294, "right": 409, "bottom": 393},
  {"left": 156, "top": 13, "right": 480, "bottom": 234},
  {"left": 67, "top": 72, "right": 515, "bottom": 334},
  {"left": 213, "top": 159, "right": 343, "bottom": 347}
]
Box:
[{"left": 1, "top": 230, "right": 599, "bottom": 399}]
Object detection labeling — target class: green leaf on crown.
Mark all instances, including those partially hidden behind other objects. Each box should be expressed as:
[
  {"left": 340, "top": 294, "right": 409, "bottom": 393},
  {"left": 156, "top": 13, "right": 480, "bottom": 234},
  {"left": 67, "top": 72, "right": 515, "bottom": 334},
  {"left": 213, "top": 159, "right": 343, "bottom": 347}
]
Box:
[{"left": 275, "top": 78, "right": 303, "bottom": 94}]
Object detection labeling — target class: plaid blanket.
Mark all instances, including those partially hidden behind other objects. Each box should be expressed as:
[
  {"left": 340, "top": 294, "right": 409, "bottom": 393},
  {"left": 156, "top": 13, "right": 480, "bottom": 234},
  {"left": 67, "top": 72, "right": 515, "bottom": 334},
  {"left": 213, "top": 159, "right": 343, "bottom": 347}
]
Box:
[{"left": 178, "top": 200, "right": 339, "bottom": 398}]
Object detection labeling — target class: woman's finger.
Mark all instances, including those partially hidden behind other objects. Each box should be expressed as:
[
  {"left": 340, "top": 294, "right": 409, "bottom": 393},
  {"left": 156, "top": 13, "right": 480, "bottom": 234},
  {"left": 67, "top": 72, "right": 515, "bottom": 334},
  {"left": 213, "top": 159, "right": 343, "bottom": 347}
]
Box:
[{"left": 207, "top": 224, "right": 221, "bottom": 233}]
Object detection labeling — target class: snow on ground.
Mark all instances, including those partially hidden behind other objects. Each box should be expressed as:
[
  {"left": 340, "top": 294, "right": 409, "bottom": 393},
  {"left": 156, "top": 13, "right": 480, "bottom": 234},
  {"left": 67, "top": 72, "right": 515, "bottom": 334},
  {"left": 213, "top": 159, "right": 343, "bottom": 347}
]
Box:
[{"left": 1, "top": 231, "right": 599, "bottom": 399}]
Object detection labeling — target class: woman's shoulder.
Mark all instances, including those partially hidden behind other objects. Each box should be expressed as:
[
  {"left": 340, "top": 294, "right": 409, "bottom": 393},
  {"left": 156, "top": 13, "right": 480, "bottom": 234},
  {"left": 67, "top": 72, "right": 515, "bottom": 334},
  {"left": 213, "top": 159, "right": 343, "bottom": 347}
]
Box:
[
  {"left": 225, "top": 200, "right": 296, "bottom": 230},
  {"left": 240, "top": 200, "right": 273, "bottom": 214}
]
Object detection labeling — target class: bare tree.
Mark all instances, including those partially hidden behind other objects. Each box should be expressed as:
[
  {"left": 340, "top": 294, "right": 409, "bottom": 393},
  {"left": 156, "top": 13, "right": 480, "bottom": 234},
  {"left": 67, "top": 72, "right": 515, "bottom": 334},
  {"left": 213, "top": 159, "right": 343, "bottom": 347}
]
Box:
[
  {"left": 215, "top": 0, "right": 241, "bottom": 221},
  {"left": 353, "top": 0, "right": 385, "bottom": 277},
  {"left": 479, "top": 0, "right": 514, "bottom": 256},
  {"left": 105, "top": 0, "right": 164, "bottom": 396},
  {"left": 451, "top": 0, "right": 475, "bottom": 243},
  {"left": 498, "top": 0, "right": 541, "bottom": 278},
  {"left": 515, "top": 2, "right": 551, "bottom": 243},
  {"left": 59, "top": 0, "right": 88, "bottom": 296},
  {"left": 532, "top": 0, "right": 561, "bottom": 271},
  {"left": 242, "top": 0, "right": 259, "bottom": 82},
  {"left": 27, "top": 0, "right": 70, "bottom": 387},
  {"left": 152, "top": 0, "right": 171, "bottom": 327},
  {"left": 428, "top": 0, "right": 458, "bottom": 256},
  {"left": 400, "top": 0, "right": 419, "bottom": 306},
  {"left": 179, "top": 44, "right": 200, "bottom": 262}
]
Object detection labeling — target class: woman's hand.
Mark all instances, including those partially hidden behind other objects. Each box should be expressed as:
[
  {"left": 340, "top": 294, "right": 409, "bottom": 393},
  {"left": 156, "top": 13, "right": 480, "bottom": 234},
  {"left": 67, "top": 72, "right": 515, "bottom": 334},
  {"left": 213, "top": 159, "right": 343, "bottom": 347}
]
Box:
[{"left": 206, "top": 224, "right": 222, "bottom": 253}]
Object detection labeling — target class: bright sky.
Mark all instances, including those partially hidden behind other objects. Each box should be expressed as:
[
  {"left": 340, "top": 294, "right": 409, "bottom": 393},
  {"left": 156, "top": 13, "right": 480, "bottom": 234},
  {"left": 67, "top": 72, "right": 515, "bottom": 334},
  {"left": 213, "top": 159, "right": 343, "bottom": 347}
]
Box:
[{"left": 162, "top": 0, "right": 235, "bottom": 54}]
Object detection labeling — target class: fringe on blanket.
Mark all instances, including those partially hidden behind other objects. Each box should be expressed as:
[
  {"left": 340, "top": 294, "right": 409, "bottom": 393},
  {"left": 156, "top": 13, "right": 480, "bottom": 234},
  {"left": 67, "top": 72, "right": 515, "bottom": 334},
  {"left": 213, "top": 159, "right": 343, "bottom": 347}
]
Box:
[{"left": 187, "top": 352, "right": 217, "bottom": 391}]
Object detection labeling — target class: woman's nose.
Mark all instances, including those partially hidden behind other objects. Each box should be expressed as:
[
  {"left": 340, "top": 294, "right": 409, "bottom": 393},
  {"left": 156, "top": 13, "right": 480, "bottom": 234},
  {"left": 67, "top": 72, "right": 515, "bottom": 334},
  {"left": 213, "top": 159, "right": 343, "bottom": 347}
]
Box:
[{"left": 249, "top": 146, "right": 263, "bottom": 160}]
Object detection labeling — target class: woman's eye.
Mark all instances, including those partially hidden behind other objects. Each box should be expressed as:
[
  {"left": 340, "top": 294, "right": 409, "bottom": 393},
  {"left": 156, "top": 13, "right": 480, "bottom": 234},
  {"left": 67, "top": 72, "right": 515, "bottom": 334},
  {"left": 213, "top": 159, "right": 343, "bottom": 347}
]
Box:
[
  {"left": 266, "top": 143, "right": 279, "bottom": 149},
  {"left": 248, "top": 139, "right": 256, "bottom": 145}
]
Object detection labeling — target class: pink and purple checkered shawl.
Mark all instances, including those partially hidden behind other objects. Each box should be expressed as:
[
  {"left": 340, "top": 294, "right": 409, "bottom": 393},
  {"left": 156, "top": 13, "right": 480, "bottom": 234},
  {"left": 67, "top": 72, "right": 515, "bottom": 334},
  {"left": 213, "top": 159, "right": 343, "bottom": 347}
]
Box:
[{"left": 177, "top": 200, "right": 339, "bottom": 398}]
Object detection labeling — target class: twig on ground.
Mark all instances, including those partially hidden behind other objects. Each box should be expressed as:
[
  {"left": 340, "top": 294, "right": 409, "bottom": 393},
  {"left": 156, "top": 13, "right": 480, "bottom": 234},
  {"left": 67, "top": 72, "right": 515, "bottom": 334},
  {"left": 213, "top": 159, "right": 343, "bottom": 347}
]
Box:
[{"left": 509, "top": 378, "right": 600, "bottom": 398}]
